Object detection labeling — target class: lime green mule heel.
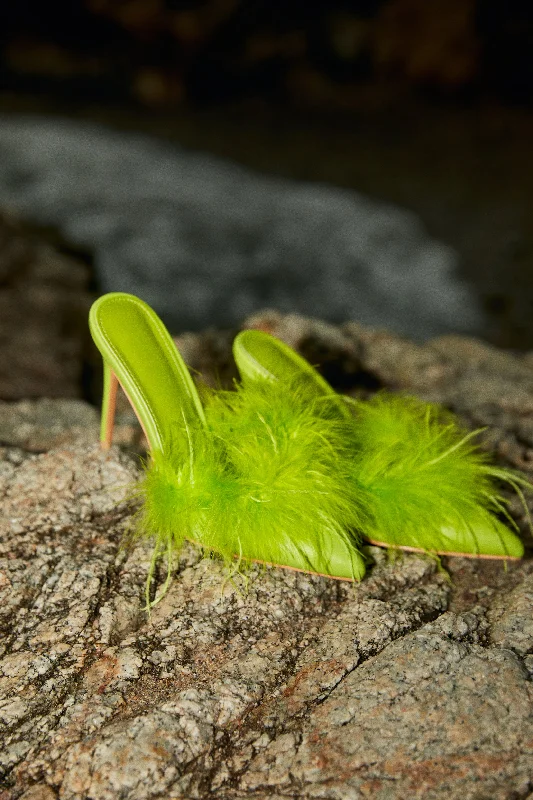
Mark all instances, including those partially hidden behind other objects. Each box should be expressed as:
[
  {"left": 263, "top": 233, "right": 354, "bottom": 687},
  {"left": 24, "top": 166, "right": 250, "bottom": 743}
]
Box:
[
  {"left": 89, "top": 293, "right": 367, "bottom": 601},
  {"left": 233, "top": 328, "right": 351, "bottom": 419},
  {"left": 90, "top": 292, "right": 206, "bottom": 452},
  {"left": 233, "top": 329, "right": 527, "bottom": 561}
]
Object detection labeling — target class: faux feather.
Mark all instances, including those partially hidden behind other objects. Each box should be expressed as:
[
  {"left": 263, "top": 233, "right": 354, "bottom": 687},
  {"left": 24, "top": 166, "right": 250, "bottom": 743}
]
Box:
[
  {"left": 135, "top": 374, "right": 367, "bottom": 606},
  {"left": 233, "top": 330, "right": 529, "bottom": 560},
  {"left": 91, "top": 296, "right": 530, "bottom": 614},
  {"left": 343, "top": 392, "right": 526, "bottom": 558}
]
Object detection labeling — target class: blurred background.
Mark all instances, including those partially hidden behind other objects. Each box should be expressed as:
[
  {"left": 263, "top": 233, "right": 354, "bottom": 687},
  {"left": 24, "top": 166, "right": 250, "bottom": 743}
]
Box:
[{"left": 0, "top": 0, "right": 532, "bottom": 400}]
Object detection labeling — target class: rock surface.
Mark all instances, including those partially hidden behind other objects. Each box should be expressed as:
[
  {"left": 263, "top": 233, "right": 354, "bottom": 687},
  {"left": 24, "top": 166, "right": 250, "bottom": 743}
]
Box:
[{"left": 2, "top": 315, "right": 533, "bottom": 799}]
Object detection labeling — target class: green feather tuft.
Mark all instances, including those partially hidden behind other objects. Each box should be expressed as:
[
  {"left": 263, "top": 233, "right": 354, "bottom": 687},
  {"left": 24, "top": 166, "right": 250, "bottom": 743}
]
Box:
[
  {"left": 345, "top": 392, "right": 526, "bottom": 558},
  {"left": 233, "top": 330, "right": 528, "bottom": 560},
  {"left": 135, "top": 341, "right": 528, "bottom": 608},
  {"left": 135, "top": 375, "right": 367, "bottom": 602}
]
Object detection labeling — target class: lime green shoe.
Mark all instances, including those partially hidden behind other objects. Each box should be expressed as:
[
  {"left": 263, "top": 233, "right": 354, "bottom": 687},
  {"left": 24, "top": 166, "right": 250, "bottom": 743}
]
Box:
[
  {"left": 89, "top": 293, "right": 367, "bottom": 605},
  {"left": 233, "top": 328, "right": 527, "bottom": 561},
  {"left": 233, "top": 328, "right": 351, "bottom": 418},
  {"left": 89, "top": 292, "right": 206, "bottom": 452}
]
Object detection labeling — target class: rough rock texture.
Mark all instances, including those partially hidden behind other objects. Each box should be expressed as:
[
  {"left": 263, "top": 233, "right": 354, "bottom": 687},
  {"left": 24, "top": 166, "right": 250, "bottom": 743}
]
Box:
[
  {"left": 0, "top": 211, "right": 94, "bottom": 401},
  {"left": 2, "top": 313, "right": 533, "bottom": 799}
]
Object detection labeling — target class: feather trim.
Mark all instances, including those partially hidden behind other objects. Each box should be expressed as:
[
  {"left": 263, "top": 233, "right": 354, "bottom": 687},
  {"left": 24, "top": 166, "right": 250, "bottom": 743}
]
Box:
[
  {"left": 345, "top": 392, "right": 526, "bottom": 558},
  {"left": 135, "top": 376, "right": 367, "bottom": 605}
]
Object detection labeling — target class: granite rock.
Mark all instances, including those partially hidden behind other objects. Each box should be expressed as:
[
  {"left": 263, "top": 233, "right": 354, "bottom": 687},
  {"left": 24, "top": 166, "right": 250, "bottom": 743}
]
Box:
[{"left": 2, "top": 315, "right": 533, "bottom": 799}]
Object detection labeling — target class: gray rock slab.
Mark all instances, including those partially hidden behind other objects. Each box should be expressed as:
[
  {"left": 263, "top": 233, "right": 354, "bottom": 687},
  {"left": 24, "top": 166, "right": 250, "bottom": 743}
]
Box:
[
  {"left": 0, "top": 114, "right": 482, "bottom": 342},
  {"left": 0, "top": 399, "right": 98, "bottom": 452},
  {"left": 244, "top": 613, "right": 533, "bottom": 800},
  {"left": 1, "top": 438, "right": 532, "bottom": 799},
  {"left": 3, "top": 313, "right": 533, "bottom": 798}
]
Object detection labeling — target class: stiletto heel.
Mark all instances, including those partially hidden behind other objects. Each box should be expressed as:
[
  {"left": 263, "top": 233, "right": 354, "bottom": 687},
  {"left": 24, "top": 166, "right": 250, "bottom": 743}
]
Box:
[
  {"left": 89, "top": 293, "right": 367, "bottom": 606},
  {"left": 233, "top": 329, "right": 529, "bottom": 561}
]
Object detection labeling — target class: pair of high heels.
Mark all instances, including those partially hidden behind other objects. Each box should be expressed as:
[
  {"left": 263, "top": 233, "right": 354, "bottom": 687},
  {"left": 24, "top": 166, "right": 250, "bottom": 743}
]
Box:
[{"left": 89, "top": 293, "right": 527, "bottom": 605}]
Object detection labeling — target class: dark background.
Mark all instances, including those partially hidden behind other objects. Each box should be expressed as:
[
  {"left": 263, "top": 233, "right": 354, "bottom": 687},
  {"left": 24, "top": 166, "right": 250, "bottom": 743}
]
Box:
[
  {"left": 2, "top": 0, "right": 532, "bottom": 107},
  {"left": 0, "top": 0, "right": 532, "bottom": 349}
]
